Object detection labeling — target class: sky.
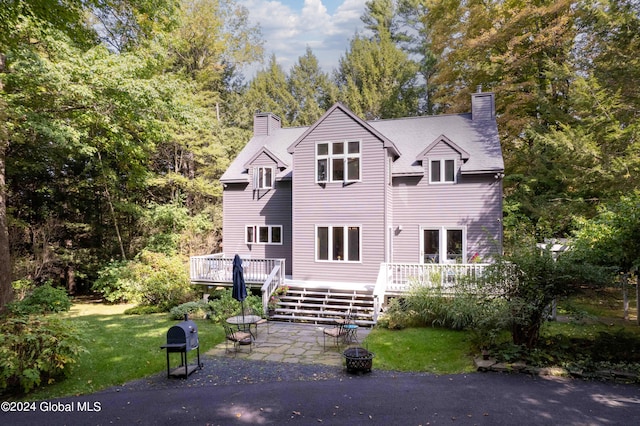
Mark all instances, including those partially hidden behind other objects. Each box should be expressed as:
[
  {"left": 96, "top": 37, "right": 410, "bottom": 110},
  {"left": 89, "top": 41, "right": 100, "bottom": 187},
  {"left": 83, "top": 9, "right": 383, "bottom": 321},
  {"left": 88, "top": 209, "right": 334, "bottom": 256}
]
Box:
[{"left": 238, "top": 0, "right": 368, "bottom": 76}]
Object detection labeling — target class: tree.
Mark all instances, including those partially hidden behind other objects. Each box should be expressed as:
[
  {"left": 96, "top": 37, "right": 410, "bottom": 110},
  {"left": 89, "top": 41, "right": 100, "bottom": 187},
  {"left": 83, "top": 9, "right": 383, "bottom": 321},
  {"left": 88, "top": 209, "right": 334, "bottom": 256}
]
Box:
[
  {"left": 396, "top": 0, "right": 438, "bottom": 114},
  {"left": 571, "top": 192, "right": 640, "bottom": 322},
  {"left": 287, "top": 47, "right": 337, "bottom": 126},
  {"left": 362, "top": 0, "right": 398, "bottom": 38},
  {"left": 336, "top": 0, "right": 420, "bottom": 119},
  {"left": 486, "top": 243, "right": 612, "bottom": 348},
  {"left": 336, "top": 30, "right": 420, "bottom": 119},
  {"left": 88, "top": 0, "right": 180, "bottom": 52},
  {"left": 168, "top": 0, "right": 262, "bottom": 94},
  {"left": 0, "top": 0, "right": 98, "bottom": 310},
  {"left": 151, "top": 0, "right": 262, "bottom": 213},
  {"left": 243, "top": 54, "right": 297, "bottom": 125}
]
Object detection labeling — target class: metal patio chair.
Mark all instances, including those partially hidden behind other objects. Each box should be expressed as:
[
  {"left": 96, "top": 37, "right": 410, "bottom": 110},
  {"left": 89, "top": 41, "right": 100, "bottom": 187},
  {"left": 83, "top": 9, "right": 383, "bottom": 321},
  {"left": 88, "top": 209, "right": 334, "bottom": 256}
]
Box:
[
  {"left": 323, "top": 322, "right": 347, "bottom": 351},
  {"left": 223, "top": 323, "right": 253, "bottom": 354}
]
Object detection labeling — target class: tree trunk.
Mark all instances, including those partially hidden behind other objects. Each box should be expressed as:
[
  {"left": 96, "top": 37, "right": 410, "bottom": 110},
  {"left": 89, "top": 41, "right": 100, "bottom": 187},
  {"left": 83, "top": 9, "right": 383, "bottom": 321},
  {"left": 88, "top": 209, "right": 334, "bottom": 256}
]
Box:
[
  {"left": 65, "top": 264, "right": 76, "bottom": 295},
  {"left": 622, "top": 272, "right": 629, "bottom": 321},
  {"left": 512, "top": 322, "right": 541, "bottom": 349},
  {"left": 0, "top": 53, "right": 14, "bottom": 312},
  {"left": 636, "top": 269, "right": 640, "bottom": 325}
]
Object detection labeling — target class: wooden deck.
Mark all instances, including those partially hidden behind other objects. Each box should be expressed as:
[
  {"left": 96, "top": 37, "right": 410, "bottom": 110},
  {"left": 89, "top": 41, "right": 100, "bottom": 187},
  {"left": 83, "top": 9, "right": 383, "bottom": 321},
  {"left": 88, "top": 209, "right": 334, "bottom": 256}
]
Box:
[
  {"left": 190, "top": 254, "right": 493, "bottom": 323},
  {"left": 190, "top": 255, "right": 285, "bottom": 286}
]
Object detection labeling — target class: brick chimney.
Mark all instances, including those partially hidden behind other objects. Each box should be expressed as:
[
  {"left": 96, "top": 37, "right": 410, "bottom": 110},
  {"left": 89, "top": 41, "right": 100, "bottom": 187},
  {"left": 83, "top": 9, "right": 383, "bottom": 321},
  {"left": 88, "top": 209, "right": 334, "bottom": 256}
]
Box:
[
  {"left": 253, "top": 112, "right": 282, "bottom": 136},
  {"left": 471, "top": 86, "right": 495, "bottom": 121}
]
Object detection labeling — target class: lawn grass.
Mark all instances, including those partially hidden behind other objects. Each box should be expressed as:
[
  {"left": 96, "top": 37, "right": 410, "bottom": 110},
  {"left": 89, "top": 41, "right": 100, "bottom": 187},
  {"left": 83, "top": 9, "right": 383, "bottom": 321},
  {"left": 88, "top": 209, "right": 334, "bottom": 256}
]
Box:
[
  {"left": 563, "top": 286, "right": 638, "bottom": 320},
  {"left": 365, "top": 327, "right": 476, "bottom": 374},
  {"left": 25, "top": 302, "right": 225, "bottom": 401},
  {"left": 21, "top": 287, "right": 639, "bottom": 399}
]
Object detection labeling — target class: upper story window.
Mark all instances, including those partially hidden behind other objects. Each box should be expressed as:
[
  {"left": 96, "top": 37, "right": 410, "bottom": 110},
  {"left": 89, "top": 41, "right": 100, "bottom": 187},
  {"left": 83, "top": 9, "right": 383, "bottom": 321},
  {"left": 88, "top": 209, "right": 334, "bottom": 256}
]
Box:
[
  {"left": 316, "top": 141, "right": 361, "bottom": 183},
  {"left": 252, "top": 167, "right": 274, "bottom": 189},
  {"left": 429, "top": 159, "right": 456, "bottom": 183},
  {"left": 246, "top": 225, "right": 282, "bottom": 245}
]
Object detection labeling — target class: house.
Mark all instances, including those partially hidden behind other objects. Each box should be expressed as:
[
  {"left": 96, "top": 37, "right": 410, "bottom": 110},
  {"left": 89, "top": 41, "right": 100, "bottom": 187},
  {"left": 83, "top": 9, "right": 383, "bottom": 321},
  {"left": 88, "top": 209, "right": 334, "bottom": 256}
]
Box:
[{"left": 192, "top": 90, "right": 504, "bottom": 322}]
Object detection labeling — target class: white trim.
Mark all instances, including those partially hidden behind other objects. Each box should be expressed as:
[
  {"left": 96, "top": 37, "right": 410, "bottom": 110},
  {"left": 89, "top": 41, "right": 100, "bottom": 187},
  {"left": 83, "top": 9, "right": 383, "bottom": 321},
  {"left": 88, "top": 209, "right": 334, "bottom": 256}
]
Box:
[
  {"left": 253, "top": 166, "right": 274, "bottom": 190},
  {"left": 315, "top": 224, "right": 363, "bottom": 263},
  {"left": 315, "top": 140, "right": 362, "bottom": 184},
  {"left": 428, "top": 158, "right": 457, "bottom": 184},
  {"left": 245, "top": 225, "right": 283, "bottom": 245},
  {"left": 419, "top": 226, "right": 467, "bottom": 264}
]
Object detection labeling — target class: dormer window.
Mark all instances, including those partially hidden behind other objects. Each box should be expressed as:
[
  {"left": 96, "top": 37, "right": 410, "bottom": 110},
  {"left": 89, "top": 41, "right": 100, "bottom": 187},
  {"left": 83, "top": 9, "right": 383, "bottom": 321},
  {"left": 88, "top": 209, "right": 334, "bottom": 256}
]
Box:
[
  {"left": 316, "top": 141, "right": 361, "bottom": 183},
  {"left": 252, "top": 167, "right": 274, "bottom": 189},
  {"left": 430, "top": 159, "right": 456, "bottom": 183}
]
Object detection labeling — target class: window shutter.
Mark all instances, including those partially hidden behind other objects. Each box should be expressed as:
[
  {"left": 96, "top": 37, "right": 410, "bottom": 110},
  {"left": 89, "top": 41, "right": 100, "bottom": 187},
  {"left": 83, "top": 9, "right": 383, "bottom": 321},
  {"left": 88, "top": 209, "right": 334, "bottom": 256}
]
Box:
[{"left": 252, "top": 167, "right": 259, "bottom": 190}]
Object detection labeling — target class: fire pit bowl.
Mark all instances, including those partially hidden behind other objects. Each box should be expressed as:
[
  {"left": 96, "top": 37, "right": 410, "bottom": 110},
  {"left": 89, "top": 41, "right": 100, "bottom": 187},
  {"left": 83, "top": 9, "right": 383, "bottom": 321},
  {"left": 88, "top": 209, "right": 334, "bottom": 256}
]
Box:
[{"left": 343, "top": 347, "right": 375, "bottom": 373}]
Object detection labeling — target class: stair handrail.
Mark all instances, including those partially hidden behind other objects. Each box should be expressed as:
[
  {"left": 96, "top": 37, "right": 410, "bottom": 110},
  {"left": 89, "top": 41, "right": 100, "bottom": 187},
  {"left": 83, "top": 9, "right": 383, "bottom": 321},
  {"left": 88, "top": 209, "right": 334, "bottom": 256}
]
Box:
[
  {"left": 261, "top": 264, "right": 283, "bottom": 316},
  {"left": 372, "top": 263, "right": 390, "bottom": 322}
]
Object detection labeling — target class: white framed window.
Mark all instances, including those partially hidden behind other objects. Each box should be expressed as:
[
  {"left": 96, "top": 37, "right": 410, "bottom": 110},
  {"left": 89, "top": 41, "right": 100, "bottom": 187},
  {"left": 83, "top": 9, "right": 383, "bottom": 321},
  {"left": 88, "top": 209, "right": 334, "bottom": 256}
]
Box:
[
  {"left": 252, "top": 166, "right": 274, "bottom": 189},
  {"left": 421, "top": 227, "right": 465, "bottom": 264},
  {"left": 316, "top": 225, "right": 361, "bottom": 262},
  {"left": 429, "top": 159, "right": 456, "bottom": 183},
  {"left": 246, "top": 225, "right": 282, "bottom": 245},
  {"left": 316, "top": 141, "right": 361, "bottom": 183}
]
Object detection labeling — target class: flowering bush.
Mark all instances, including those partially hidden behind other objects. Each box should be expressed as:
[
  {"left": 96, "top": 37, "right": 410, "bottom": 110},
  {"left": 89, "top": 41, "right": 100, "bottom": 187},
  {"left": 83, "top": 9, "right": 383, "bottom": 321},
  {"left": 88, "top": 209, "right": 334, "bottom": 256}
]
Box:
[
  {"left": 274, "top": 285, "right": 289, "bottom": 296},
  {"left": 267, "top": 286, "right": 289, "bottom": 310},
  {"left": 267, "top": 296, "right": 280, "bottom": 310}
]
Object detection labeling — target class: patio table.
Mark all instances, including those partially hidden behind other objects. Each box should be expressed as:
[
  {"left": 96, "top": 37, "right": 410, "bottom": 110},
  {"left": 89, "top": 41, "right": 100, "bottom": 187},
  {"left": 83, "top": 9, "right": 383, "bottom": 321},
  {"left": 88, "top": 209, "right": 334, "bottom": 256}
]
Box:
[
  {"left": 343, "top": 323, "right": 359, "bottom": 344},
  {"left": 226, "top": 315, "right": 262, "bottom": 339}
]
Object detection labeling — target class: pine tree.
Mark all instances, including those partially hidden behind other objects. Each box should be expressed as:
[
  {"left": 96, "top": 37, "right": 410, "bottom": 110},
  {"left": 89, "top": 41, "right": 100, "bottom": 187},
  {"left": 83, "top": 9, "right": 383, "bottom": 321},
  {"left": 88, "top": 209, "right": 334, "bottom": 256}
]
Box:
[{"left": 287, "top": 47, "right": 337, "bottom": 126}]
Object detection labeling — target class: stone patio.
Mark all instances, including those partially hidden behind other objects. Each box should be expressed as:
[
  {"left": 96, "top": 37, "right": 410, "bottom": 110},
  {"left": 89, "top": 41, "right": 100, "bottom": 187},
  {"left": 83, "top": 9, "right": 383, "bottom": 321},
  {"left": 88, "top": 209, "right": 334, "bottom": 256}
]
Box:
[{"left": 206, "top": 321, "right": 371, "bottom": 367}]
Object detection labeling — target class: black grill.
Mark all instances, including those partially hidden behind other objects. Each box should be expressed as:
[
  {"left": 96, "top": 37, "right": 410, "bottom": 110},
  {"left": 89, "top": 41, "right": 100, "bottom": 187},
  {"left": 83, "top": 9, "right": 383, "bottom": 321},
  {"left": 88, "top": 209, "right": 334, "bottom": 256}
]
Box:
[{"left": 160, "top": 315, "right": 202, "bottom": 378}]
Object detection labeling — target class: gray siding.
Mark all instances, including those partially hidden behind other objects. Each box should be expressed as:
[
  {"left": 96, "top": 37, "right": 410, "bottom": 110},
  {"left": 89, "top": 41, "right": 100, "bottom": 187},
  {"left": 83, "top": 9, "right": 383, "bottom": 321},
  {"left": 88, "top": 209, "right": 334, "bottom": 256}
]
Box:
[
  {"left": 471, "top": 93, "right": 495, "bottom": 121},
  {"left": 423, "top": 141, "right": 464, "bottom": 182},
  {"left": 222, "top": 180, "right": 292, "bottom": 275},
  {"left": 248, "top": 152, "right": 280, "bottom": 179},
  {"left": 253, "top": 113, "right": 281, "bottom": 136},
  {"left": 392, "top": 173, "right": 502, "bottom": 263},
  {"left": 292, "top": 109, "right": 387, "bottom": 283}
]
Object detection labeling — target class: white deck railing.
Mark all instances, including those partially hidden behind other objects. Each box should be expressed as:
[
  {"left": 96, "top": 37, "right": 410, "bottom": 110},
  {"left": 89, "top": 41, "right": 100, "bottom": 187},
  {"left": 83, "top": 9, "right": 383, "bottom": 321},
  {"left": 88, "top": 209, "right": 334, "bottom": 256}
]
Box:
[
  {"left": 190, "top": 254, "right": 286, "bottom": 284},
  {"left": 191, "top": 255, "right": 493, "bottom": 319},
  {"left": 376, "top": 262, "right": 491, "bottom": 296}
]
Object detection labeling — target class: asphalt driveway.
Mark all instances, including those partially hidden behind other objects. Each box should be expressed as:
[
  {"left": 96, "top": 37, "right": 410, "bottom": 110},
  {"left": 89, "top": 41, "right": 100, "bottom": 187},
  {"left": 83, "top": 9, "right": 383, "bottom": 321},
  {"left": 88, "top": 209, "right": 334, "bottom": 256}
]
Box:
[{"left": 2, "top": 356, "right": 639, "bottom": 425}]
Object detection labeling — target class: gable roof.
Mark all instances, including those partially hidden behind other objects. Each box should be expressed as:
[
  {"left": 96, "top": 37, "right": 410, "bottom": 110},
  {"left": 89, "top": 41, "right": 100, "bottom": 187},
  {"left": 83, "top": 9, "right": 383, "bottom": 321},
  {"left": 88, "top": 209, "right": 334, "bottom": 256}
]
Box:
[
  {"left": 243, "top": 145, "right": 288, "bottom": 169},
  {"left": 369, "top": 113, "right": 503, "bottom": 176},
  {"left": 221, "top": 102, "right": 503, "bottom": 183},
  {"left": 416, "top": 134, "right": 471, "bottom": 162},
  {"left": 287, "top": 102, "right": 401, "bottom": 157},
  {"left": 220, "top": 128, "right": 305, "bottom": 183}
]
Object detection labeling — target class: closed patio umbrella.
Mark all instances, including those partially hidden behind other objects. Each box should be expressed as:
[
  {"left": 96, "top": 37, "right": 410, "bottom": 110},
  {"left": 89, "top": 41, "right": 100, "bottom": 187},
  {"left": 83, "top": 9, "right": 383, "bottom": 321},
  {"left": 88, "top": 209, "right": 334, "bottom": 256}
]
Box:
[{"left": 232, "top": 254, "right": 247, "bottom": 324}]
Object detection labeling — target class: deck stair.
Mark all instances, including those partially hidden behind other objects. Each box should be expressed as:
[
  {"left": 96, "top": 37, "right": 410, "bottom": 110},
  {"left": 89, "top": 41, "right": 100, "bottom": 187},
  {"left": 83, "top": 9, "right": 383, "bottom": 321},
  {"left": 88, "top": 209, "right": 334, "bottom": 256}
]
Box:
[{"left": 270, "top": 285, "right": 376, "bottom": 326}]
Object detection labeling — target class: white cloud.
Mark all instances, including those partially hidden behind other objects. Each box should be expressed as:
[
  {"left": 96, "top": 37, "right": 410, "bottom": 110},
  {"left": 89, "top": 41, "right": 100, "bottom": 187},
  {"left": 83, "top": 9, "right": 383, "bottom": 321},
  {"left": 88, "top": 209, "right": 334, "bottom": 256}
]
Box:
[{"left": 238, "top": 0, "right": 367, "bottom": 76}]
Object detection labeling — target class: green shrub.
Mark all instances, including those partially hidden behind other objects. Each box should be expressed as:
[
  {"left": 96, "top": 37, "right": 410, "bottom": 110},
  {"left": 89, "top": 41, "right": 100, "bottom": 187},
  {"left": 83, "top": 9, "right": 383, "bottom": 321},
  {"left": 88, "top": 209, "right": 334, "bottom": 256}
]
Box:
[
  {"left": 92, "top": 260, "right": 131, "bottom": 303},
  {"left": 11, "top": 279, "right": 36, "bottom": 301},
  {"left": 7, "top": 283, "right": 72, "bottom": 315},
  {"left": 207, "top": 288, "right": 263, "bottom": 323},
  {"left": 377, "top": 298, "right": 420, "bottom": 329},
  {"left": 590, "top": 329, "right": 640, "bottom": 363},
  {"left": 380, "top": 278, "right": 510, "bottom": 350},
  {"left": 124, "top": 305, "right": 166, "bottom": 315},
  {"left": 169, "top": 300, "right": 211, "bottom": 320},
  {"left": 0, "top": 316, "right": 85, "bottom": 395},
  {"left": 404, "top": 281, "right": 482, "bottom": 330},
  {"left": 93, "top": 251, "right": 195, "bottom": 310}
]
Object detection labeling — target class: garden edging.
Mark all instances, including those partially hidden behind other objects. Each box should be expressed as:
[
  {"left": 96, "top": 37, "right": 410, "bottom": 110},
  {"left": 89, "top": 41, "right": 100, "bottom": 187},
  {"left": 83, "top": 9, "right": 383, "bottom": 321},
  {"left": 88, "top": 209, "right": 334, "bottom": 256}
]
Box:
[{"left": 474, "top": 357, "right": 640, "bottom": 383}]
